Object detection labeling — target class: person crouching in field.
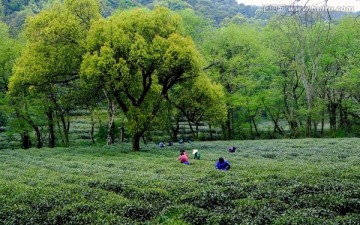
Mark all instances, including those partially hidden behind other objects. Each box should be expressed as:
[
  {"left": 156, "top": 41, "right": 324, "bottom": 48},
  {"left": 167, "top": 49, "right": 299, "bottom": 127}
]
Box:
[
  {"left": 180, "top": 149, "right": 189, "bottom": 158},
  {"left": 192, "top": 149, "right": 200, "bottom": 160},
  {"left": 159, "top": 141, "right": 165, "bottom": 147},
  {"left": 178, "top": 152, "right": 190, "bottom": 165},
  {"left": 215, "top": 157, "right": 230, "bottom": 170}
]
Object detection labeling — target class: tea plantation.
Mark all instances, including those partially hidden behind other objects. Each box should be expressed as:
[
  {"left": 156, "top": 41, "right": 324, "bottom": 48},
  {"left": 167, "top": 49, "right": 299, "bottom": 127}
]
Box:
[{"left": 0, "top": 138, "right": 359, "bottom": 224}]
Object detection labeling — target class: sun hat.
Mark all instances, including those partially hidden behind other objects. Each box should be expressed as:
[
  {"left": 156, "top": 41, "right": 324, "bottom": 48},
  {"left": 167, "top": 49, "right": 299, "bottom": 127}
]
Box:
[{"left": 192, "top": 149, "right": 198, "bottom": 154}]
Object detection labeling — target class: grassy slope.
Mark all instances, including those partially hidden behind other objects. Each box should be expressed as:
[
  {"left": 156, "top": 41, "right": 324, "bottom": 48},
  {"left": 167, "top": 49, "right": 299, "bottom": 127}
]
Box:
[{"left": 0, "top": 138, "right": 359, "bottom": 224}]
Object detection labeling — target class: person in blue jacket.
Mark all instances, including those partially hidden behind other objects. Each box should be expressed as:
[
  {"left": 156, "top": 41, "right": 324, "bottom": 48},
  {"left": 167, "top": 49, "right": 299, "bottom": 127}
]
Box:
[
  {"left": 215, "top": 157, "right": 230, "bottom": 170},
  {"left": 159, "top": 141, "right": 165, "bottom": 147}
]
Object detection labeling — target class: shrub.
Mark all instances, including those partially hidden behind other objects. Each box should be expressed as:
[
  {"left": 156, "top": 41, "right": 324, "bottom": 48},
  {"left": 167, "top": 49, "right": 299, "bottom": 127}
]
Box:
[
  {"left": 222, "top": 186, "right": 248, "bottom": 200},
  {"left": 47, "top": 202, "right": 101, "bottom": 225},
  {"left": 127, "top": 187, "right": 171, "bottom": 209},
  {"left": 89, "top": 179, "right": 129, "bottom": 195},
  {"left": 261, "top": 153, "right": 277, "bottom": 159},
  {"left": 123, "top": 202, "right": 156, "bottom": 222},
  {"left": 235, "top": 198, "right": 288, "bottom": 224},
  {"left": 181, "top": 206, "right": 211, "bottom": 225},
  {"left": 156, "top": 205, "right": 190, "bottom": 224},
  {"left": 335, "top": 214, "right": 360, "bottom": 224},
  {"left": 273, "top": 208, "right": 335, "bottom": 224},
  {"left": 0, "top": 203, "right": 39, "bottom": 225},
  {"left": 180, "top": 189, "right": 234, "bottom": 210}
]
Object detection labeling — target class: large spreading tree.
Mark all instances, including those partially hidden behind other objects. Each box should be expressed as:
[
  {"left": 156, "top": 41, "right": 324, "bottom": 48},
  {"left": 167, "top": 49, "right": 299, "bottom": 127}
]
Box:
[
  {"left": 81, "top": 7, "right": 202, "bottom": 151},
  {"left": 8, "top": 0, "right": 101, "bottom": 148}
]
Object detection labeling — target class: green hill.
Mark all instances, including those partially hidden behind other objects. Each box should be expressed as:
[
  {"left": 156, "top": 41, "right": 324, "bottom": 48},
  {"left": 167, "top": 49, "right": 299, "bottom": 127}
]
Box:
[{"left": 0, "top": 0, "right": 258, "bottom": 35}]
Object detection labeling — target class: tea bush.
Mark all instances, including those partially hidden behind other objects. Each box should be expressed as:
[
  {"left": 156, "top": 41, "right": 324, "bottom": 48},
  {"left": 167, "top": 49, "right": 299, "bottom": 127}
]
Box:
[
  {"left": 180, "top": 189, "right": 234, "bottom": 210},
  {"left": 0, "top": 138, "right": 359, "bottom": 224},
  {"left": 181, "top": 206, "right": 211, "bottom": 225}
]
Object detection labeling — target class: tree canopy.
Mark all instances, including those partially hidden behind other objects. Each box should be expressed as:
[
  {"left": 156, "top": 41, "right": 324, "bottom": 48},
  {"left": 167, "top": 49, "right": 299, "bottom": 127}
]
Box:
[{"left": 81, "top": 6, "right": 202, "bottom": 150}]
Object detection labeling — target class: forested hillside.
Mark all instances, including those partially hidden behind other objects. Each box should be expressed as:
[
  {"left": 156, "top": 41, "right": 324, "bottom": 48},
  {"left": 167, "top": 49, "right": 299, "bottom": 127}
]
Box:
[
  {"left": 0, "top": 0, "right": 258, "bottom": 35},
  {"left": 0, "top": 0, "right": 359, "bottom": 150}
]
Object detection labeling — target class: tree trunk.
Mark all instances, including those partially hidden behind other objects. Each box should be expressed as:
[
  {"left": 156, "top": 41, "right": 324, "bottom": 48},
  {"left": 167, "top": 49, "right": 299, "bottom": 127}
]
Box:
[
  {"left": 251, "top": 116, "right": 260, "bottom": 139},
  {"left": 227, "top": 109, "right": 233, "bottom": 139},
  {"left": 196, "top": 124, "right": 199, "bottom": 139},
  {"left": 172, "top": 120, "right": 179, "bottom": 141},
  {"left": 321, "top": 109, "right": 325, "bottom": 135},
  {"left": 313, "top": 120, "right": 317, "bottom": 134},
  {"left": 328, "top": 102, "right": 337, "bottom": 131},
  {"left": 339, "top": 94, "right": 350, "bottom": 130},
  {"left": 105, "top": 91, "right": 117, "bottom": 145},
  {"left": 15, "top": 109, "right": 43, "bottom": 148},
  {"left": 34, "top": 126, "right": 43, "bottom": 148},
  {"left": 262, "top": 99, "right": 283, "bottom": 135},
  {"left": 209, "top": 124, "right": 213, "bottom": 140},
  {"left": 107, "top": 118, "right": 115, "bottom": 145},
  {"left": 59, "top": 114, "right": 70, "bottom": 147},
  {"left": 56, "top": 119, "right": 64, "bottom": 145},
  {"left": 221, "top": 123, "right": 226, "bottom": 140},
  {"left": 90, "top": 112, "right": 95, "bottom": 144},
  {"left": 119, "top": 123, "right": 125, "bottom": 143},
  {"left": 19, "top": 110, "right": 43, "bottom": 148},
  {"left": 306, "top": 112, "right": 311, "bottom": 138},
  {"left": 47, "top": 110, "right": 56, "bottom": 148},
  {"left": 21, "top": 130, "right": 31, "bottom": 149},
  {"left": 247, "top": 105, "right": 254, "bottom": 139},
  {"left": 188, "top": 120, "right": 196, "bottom": 139},
  {"left": 142, "top": 135, "right": 147, "bottom": 144},
  {"left": 222, "top": 108, "right": 232, "bottom": 140},
  {"left": 132, "top": 132, "right": 141, "bottom": 151}
]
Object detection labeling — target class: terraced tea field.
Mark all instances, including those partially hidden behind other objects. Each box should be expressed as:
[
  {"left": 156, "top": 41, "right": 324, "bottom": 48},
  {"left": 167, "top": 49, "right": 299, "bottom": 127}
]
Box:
[{"left": 0, "top": 138, "right": 359, "bottom": 224}]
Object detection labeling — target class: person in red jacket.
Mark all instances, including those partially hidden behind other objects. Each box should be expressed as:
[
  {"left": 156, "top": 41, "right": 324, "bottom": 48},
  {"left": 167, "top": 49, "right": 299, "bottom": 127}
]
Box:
[
  {"left": 180, "top": 149, "right": 189, "bottom": 158},
  {"left": 178, "top": 152, "right": 190, "bottom": 165}
]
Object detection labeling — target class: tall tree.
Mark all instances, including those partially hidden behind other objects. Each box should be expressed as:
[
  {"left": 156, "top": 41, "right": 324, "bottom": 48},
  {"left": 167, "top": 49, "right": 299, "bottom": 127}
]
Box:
[
  {"left": 8, "top": 0, "right": 101, "bottom": 147},
  {"left": 203, "top": 23, "right": 277, "bottom": 139},
  {"left": 320, "top": 17, "right": 360, "bottom": 132},
  {"left": 266, "top": 8, "right": 332, "bottom": 137},
  {"left": 81, "top": 7, "right": 202, "bottom": 151}
]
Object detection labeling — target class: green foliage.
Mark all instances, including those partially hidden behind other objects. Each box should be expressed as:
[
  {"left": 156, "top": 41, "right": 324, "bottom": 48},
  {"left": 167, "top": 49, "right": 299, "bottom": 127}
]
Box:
[
  {"left": 202, "top": 22, "right": 279, "bottom": 138},
  {"left": 181, "top": 206, "right": 211, "bottom": 225},
  {"left": 2, "top": 0, "right": 360, "bottom": 148},
  {"left": 95, "top": 124, "right": 108, "bottom": 142},
  {"left": 166, "top": 73, "right": 227, "bottom": 139},
  {"left": 118, "top": 0, "right": 139, "bottom": 10},
  {"left": 155, "top": 0, "right": 193, "bottom": 11},
  {"left": 0, "top": 21, "right": 21, "bottom": 93},
  {"left": 81, "top": 6, "right": 202, "bottom": 150},
  {"left": 7, "top": 0, "right": 102, "bottom": 147}
]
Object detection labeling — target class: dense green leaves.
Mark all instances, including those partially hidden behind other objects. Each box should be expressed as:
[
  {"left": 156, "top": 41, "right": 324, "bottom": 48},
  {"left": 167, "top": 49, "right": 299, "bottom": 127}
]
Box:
[
  {"left": 81, "top": 7, "right": 203, "bottom": 150},
  {"left": 1, "top": 0, "right": 360, "bottom": 148},
  {"left": 7, "top": 0, "right": 101, "bottom": 148}
]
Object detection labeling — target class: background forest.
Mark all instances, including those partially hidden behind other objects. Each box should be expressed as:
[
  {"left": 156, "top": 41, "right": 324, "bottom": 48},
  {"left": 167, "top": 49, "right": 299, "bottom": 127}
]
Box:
[{"left": 0, "top": 0, "right": 360, "bottom": 150}]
